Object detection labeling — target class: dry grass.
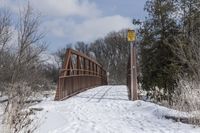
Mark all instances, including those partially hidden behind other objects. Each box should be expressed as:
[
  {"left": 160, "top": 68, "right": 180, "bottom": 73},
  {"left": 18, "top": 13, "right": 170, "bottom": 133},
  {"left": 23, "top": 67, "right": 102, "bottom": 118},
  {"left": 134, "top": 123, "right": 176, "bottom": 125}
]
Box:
[{"left": 172, "top": 79, "right": 200, "bottom": 125}]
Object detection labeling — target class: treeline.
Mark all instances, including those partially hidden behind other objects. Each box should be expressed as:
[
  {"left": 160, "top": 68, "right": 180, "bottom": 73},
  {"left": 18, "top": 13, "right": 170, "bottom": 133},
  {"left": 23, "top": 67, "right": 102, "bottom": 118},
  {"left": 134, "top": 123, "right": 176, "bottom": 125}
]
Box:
[
  {"left": 137, "top": 0, "right": 200, "bottom": 111},
  {"left": 55, "top": 30, "right": 131, "bottom": 84}
]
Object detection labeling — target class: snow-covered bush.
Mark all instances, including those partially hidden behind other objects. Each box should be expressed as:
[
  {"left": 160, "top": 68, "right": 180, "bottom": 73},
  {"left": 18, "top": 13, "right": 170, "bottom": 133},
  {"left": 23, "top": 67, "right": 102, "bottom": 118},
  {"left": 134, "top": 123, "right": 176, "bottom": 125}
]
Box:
[
  {"left": 3, "top": 82, "right": 37, "bottom": 133},
  {"left": 172, "top": 79, "right": 200, "bottom": 125}
]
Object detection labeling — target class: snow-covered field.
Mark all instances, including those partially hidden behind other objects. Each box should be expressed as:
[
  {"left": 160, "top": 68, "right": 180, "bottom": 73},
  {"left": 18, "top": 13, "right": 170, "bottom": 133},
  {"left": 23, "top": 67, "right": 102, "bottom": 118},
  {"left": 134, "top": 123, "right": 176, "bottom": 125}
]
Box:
[{"left": 31, "top": 85, "right": 200, "bottom": 133}]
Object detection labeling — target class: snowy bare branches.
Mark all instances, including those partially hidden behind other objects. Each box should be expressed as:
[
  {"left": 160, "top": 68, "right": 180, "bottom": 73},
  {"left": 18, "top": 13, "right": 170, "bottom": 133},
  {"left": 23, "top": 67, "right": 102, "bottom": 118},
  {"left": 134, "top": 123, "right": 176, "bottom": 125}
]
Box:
[
  {"left": 0, "top": 3, "right": 47, "bottom": 133},
  {"left": 0, "top": 9, "right": 11, "bottom": 52}
]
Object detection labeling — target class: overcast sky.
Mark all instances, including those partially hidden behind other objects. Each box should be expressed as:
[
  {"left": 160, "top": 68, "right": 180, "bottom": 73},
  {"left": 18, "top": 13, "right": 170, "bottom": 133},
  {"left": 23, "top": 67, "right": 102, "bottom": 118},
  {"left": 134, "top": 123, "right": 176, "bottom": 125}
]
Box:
[{"left": 0, "top": 0, "right": 147, "bottom": 52}]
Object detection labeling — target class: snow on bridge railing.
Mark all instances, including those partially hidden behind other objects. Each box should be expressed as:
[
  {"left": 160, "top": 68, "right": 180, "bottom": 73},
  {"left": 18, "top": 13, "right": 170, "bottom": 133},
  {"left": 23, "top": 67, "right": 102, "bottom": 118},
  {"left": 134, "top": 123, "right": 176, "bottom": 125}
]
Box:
[{"left": 55, "top": 48, "right": 107, "bottom": 101}]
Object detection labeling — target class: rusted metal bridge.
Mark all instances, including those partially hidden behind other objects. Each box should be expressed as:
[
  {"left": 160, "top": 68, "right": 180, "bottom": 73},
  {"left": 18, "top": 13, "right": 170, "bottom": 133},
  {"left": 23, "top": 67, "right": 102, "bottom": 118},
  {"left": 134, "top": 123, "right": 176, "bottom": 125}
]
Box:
[
  {"left": 55, "top": 48, "right": 137, "bottom": 101},
  {"left": 55, "top": 48, "right": 107, "bottom": 101}
]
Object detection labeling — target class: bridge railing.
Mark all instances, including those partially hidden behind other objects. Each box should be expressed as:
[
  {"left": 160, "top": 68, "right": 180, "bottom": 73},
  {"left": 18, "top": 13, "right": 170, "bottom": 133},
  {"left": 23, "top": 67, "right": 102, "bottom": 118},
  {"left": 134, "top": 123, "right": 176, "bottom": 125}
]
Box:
[{"left": 55, "top": 48, "right": 107, "bottom": 101}]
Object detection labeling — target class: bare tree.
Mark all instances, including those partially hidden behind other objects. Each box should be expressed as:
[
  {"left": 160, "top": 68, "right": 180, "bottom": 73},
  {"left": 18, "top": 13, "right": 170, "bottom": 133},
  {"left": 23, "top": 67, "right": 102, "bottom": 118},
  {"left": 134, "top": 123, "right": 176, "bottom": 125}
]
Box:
[
  {"left": 90, "top": 30, "right": 130, "bottom": 84},
  {"left": 54, "top": 43, "right": 72, "bottom": 68},
  {"left": 168, "top": 22, "right": 200, "bottom": 124},
  {"left": 3, "top": 4, "right": 47, "bottom": 133},
  {"left": 75, "top": 41, "right": 90, "bottom": 56},
  {"left": 0, "top": 9, "right": 12, "bottom": 96},
  {"left": 0, "top": 9, "right": 11, "bottom": 53}
]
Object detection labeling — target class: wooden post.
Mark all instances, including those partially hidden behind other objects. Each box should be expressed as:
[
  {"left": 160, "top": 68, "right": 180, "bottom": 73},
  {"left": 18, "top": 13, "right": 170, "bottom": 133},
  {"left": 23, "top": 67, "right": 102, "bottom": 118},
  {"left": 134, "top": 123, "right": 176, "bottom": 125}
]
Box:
[
  {"left": 132, "top": 42, "right": 138, "bottom": 100},
  {"left": 128, "top": 30, "right": 138, "bottom": 101}
]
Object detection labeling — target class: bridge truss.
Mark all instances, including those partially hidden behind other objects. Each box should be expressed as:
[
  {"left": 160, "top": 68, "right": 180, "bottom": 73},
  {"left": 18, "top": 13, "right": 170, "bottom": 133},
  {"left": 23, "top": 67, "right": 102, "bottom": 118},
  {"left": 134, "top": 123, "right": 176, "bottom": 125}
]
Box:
[{"left": 55, "top": 49, "right": 107, "bottom": 101}]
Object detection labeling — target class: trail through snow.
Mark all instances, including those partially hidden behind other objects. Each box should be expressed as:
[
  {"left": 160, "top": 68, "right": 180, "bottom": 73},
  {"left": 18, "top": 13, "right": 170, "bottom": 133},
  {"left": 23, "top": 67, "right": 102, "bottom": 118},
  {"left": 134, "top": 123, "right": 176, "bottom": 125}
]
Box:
[{"left": 33, "top": 85, "right": 200, "bottom": 133}]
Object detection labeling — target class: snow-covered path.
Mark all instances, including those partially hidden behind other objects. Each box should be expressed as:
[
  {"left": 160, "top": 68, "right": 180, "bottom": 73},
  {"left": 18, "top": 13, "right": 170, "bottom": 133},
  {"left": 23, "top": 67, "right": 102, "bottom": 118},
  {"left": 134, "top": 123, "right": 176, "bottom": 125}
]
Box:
[{"left": 34, "top": 85, "right": 200, "bottom": 133}]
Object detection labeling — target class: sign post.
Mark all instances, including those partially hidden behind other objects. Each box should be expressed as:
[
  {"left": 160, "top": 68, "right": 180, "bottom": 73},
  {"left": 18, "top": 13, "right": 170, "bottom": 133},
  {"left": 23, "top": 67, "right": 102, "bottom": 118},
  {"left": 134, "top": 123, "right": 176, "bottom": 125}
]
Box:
[{"left": 127, "top": 30, "right": 138, "bottom": 101}]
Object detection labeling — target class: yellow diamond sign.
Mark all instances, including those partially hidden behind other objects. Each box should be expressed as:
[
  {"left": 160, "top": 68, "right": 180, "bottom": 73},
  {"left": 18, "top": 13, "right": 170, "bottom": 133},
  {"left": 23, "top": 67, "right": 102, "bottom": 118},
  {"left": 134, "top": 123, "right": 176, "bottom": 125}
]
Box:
[{"left": 127, "top": 30, "right": 136, "bottom": 42}]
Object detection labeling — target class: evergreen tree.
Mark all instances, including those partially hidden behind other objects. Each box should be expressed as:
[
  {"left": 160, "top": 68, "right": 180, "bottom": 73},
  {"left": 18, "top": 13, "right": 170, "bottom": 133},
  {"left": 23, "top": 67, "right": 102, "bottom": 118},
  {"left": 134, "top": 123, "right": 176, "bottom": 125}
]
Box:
[{"left": 139, "top": 0, "right": 180, "bottom": 102}]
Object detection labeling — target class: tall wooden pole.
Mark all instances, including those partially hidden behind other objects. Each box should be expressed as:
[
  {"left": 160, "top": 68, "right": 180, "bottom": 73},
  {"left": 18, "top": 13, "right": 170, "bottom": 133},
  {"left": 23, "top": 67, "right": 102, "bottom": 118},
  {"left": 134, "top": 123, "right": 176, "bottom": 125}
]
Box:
[
  {"left": 130, "top": 41, "right": 138, "bottom": 100},
  {"left": 132, "top": 42, "right": 138, "bottom": 100},
  {"left": 128, "top": 29, "right": 138, "bottom": 100},
  {"left": 130, "top": 42, "right": 134, "bottom": 100}
]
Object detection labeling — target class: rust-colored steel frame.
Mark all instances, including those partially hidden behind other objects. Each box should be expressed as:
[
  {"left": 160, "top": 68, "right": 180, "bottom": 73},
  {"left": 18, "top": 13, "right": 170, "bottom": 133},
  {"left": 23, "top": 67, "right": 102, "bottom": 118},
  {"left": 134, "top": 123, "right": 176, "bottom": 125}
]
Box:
[{"left": 55, "top": 48, "right": 107, "bottom": 101}]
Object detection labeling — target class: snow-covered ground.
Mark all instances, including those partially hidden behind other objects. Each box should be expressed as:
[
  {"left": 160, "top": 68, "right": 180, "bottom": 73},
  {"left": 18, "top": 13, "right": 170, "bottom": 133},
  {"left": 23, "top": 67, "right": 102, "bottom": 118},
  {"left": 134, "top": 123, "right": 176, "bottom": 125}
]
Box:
[{"left": 31, "top": 85, "right": 200, "bottom": 133}]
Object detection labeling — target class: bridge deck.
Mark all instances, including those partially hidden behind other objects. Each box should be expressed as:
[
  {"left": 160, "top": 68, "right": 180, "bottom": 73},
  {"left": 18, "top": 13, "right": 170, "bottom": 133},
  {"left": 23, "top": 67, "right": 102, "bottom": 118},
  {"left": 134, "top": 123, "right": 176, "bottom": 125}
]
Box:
[{"left": 74, "top": 85, "right": 128, "bottom": 102}]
